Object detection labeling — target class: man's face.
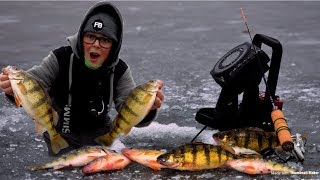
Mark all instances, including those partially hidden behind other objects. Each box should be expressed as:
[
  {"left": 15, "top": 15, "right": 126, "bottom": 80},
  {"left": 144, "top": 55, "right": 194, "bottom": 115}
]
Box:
[{"left": 83, "top": 32, "right": 113, "bottom": 68}]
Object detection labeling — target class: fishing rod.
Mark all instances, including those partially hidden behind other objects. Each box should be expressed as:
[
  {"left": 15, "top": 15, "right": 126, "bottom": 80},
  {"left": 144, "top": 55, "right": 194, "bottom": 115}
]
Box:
[
  {"left": 240, "top": 8, "right": 294, "bottom": 152},
  {"left": 240, "top": 8, "right": 275, "bottom": 107}
]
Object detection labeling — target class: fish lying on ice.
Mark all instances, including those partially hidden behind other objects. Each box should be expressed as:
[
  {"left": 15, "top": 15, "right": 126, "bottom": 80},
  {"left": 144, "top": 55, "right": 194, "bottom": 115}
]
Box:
[
  {"left": 212, "top": 127, "right": 280, "bottom": 154},
  {"left": 29, "top": 146, "right": 113, "bottom": 170},
  {"left": 213, "top": 127, "right": 308, "bottom": 162},
  {"left": 156, "top": 143, "right": 239, "bottom": 171},
  {"left": 225, "top": 158, "right": 296, "bottom": 175},
  {"left": 82, "top": 151, "right": 131, "bottom": 174},
  {"left": 95, "top": 80, "right": 163, "bottom": 146},
  {"left": 121, "top": 148, "right": 167, "bottom": 170},
  {"left": 156, "top": 143, "right": 295, "bottom": 175},
  {"left": 6, "top": 65, "right": 68, "bottom": 154}
]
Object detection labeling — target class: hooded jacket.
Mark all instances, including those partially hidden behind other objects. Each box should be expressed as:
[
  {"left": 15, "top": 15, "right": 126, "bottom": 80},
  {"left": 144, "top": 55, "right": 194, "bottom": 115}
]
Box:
[{"left": 24, "top": 1, "right": 157, "bottom": 147}]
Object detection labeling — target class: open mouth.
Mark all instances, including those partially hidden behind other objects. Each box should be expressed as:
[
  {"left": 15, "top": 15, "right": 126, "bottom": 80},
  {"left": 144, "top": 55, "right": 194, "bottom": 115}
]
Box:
[
  {"left": 8, "top": 77, "right": 23, "bottom": 81},
  {"left": 90, "top": 52, "right": 100, "bottom": 60}
]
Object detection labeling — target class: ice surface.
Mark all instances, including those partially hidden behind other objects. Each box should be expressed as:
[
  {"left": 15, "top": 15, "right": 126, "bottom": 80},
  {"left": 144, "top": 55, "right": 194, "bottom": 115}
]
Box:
[
  {"left": 0, "top": 15, "right": 20, "bottom": 24},
  {"left": 109, "top": 121, "right": 218, "bottom": 153},
  {"left": 0, "top": 105, "right": 26, "bottom": 132},
  {"left": 290, "top": 39, "right": 320, "bottom": 45},
  {"left": 279, "top": 84, "right": 320, "bottom": 103}
]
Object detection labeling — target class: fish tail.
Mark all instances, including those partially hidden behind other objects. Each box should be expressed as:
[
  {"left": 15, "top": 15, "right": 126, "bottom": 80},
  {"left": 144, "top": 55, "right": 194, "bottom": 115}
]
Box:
[
  {"left": 50, "top": 133, "right": 69, "bottom": 154},
  {"left": 95, "top": 133, "right": 115, "bottom": 146}
]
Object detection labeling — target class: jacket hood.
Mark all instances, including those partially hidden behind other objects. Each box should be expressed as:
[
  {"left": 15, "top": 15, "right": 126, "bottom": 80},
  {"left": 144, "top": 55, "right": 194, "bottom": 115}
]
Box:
[{"left": 67, "top": 1, "right": 123, "bottom": 69}]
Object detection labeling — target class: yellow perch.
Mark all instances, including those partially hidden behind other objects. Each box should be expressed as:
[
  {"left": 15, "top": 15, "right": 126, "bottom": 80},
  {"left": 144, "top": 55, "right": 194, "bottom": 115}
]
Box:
[
  {"left": 225, "top": 158, "right": 296, "bottom": 175},
  {"left": 156, "top": 143, "right": 237, "bottom": 171},
  {"left": 6, "top": 65, "right": 68, "bottom": 154},
  {"left": 121, "top": 148, "right": 167, "bottom": 170},
  {"left": 212, "top": 127, "right": 280, "bottom": 153},
  {"left": 95, "top": 80, "right": 163, "bottom": 146},
  {"left": 29, "top": 146, "right": 113, "bottom": 170},
  {"left": 82, "top": 151, "right": 131, "bottom": 174}
]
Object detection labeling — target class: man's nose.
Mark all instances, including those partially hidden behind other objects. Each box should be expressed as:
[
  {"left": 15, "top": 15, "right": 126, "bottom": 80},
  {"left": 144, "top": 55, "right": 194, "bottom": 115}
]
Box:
[{"left": 92, "top": 39, "right": 101, "bottom": 47}]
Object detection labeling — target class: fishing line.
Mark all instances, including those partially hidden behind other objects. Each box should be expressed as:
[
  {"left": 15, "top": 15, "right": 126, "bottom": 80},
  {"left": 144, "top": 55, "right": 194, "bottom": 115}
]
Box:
[
  {"left": 191, "top": 125, "right": 207, "bottom": 143},
  {"left": 241, "top": 8, "right": 294, "bottom": 152},
  {"left": 240, "top": 8, "right": 276, "bottom": 108}
]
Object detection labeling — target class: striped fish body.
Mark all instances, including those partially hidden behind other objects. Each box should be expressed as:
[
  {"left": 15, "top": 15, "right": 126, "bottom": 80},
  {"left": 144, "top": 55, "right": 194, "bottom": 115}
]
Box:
[
  {"left": 225, "top": 158, "right": 296, "bottom": 175},
  {"left": 95, "top": 80, "right": 163, "bottom": 146},
  {"left": 121, "top": 148, "right": 167, "bottom": 170},
  {"left": 213, "top": 127, "right": 280, "bottom": 153},
  {"left": 6, "top": 66, "right": 68, "bottom": 154},
  {"left": 82, "top": 152, "right": 131, "bottom": 174},
  {"left": 29, "top": 146, "right": 113, "bottom": 170},
  {"left": 156, "top": 143, "right": 236, "bottom": 171}
]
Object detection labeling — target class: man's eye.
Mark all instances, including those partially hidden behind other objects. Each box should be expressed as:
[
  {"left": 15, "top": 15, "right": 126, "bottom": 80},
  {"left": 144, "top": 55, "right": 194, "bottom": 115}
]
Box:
[
  {"left": 101, "top": 38, "right": 112, "bottom": 43},
  {"left": 88, "top": 35, "right": 95, "bottom": 40}
]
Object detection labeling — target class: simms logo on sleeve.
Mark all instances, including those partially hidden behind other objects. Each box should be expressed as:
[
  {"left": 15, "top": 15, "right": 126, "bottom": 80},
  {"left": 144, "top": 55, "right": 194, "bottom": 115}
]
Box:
[{"left": 93, "top": 19, "right": 103, "bottom": 31}]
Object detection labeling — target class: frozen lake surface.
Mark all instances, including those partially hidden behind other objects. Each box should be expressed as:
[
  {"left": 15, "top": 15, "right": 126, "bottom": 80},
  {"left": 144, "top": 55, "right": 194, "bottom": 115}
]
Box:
[{"left": 0, "top": 1, "right": 319, "bottom": 179}]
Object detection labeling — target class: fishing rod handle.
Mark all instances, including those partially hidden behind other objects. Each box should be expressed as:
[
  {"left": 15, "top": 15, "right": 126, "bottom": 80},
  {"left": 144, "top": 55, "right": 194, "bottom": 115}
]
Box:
[{"left": 271, "top": 109, "right": 294, "bottom": 151}]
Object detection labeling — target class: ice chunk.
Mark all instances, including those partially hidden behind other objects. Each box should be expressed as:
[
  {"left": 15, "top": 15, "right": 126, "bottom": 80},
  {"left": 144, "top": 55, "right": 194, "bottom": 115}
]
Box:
[
  {"left": 127, "top": 122, "right": 217, "bottom": 145},
  {"left": 34, "top": 138, "right": 42, "bottom": 142}
]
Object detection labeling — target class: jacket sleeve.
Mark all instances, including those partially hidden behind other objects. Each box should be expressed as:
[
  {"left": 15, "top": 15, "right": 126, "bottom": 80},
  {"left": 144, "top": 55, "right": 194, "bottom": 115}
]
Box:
[
  {"left": 114, "top": 65, "right": 158, "bottom": 127},
  {"left": 27, "top": 51, "right": 59, "bottom": 91}
]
